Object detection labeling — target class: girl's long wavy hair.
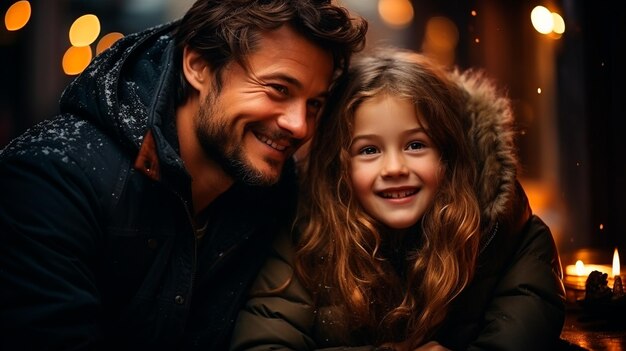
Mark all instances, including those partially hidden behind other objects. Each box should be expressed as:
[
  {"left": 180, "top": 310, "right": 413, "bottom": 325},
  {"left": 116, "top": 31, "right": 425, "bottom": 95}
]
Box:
[{"left": 294, "top": 49, "right": 482, "bottom": 347}]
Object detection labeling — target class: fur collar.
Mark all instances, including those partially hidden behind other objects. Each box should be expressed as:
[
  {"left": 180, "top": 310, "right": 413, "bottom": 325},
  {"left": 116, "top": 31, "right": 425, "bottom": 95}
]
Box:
[{"left": 451, "top": 69, "right": 519, "bottom": 227}]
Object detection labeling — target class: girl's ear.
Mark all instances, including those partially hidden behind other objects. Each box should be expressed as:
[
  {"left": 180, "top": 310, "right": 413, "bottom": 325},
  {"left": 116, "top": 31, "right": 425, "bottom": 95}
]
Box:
[{"left": 182, "top": 46, "right": 210, "bottom": 93}]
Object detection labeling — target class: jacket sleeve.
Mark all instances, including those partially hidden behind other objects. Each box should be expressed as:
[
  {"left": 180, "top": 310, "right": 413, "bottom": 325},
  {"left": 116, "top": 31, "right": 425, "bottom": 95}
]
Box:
[
  {"left": 229, "top": 231, "right": 378, "bottom": 351},
  {"left": 467, "top": 215, "right": 566, "bottom": 351},
  {"left": 0, "top": 151, "right": 104, "bottom": 350}
]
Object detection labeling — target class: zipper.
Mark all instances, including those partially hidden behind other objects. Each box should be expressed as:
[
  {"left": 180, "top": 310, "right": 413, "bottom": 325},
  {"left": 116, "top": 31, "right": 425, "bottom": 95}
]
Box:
[
  {"left": 171, "top": 189, "right": 198, "bottom": 308},
  {"left": 479, "top": 221, "right": 499, "bottom": 254}
]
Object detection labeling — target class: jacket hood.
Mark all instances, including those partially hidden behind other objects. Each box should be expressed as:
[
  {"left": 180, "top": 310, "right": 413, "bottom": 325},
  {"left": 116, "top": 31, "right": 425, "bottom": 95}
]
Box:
[
  {"left": 450, "top": 69, "right": 519, "bottom": 228},
  {"left": 59, "top": 22, "right": 180, "bottom": 159}
]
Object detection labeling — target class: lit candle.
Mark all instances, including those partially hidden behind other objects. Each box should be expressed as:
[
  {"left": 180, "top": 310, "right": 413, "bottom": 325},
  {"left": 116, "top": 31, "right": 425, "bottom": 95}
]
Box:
[
  {"left": 563, "top": 248, "right": 625, "bottom": 303},
  {"left": 564, "top": 248, "right": 625, "bottom": 291},
  {"left": 565, "top": 260, "right": 612, "bottom": 277},
  {"left": 612, "top": 248, "right": 624, "bottom": 296},
  {"left": 612, "top": 247, "right": 620, "bottom": 277},
  {"left": 564, "top": 260, "right": 612, "bottom": 289}
]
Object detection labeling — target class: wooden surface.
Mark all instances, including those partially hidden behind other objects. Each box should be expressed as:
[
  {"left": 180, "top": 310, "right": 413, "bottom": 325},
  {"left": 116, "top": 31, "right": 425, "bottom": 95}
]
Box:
[{"left": 560, "top": 300, "right": 626, "bottom": 351}]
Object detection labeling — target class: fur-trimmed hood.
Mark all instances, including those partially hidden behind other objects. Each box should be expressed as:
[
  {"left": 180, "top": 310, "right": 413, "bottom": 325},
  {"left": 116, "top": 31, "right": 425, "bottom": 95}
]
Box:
[{"left": 450, "top": 69, "right": 519, "bottom": 229}]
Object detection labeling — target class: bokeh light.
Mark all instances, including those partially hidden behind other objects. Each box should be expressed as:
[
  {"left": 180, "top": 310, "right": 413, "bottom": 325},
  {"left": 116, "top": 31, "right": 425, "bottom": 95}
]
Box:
[
  {"left": 531, "top": 6, "right": 566, "bottom": 38},
  {"left": 378, "top": 0, "right": 414, "bottom": 29},
  {"left": 62, "top": 45, "right": 93, "bottom": 75},
  {"left": 96, "top": 32, "right": 124, "bottom": 55},
  {"left": 422, "top": 16, "right": 459, "bottom": 67},
  {"left": 69, "top": 14, "right": 101, "bottom": 47},
  {"left": 552, "top": 12, "right": 565, "bottom": 34},
  {"left": 530, "top": 6, "right": 553, "bottom": 35},
  {"left": 4, "top": 1, "right": 31, "bottom": 31}
]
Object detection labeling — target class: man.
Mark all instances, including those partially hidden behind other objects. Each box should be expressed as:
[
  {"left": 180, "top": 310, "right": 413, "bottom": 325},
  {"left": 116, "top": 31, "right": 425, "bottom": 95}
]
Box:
[{"left": 0, "top": 0, "right": 367, "bottom": 349}]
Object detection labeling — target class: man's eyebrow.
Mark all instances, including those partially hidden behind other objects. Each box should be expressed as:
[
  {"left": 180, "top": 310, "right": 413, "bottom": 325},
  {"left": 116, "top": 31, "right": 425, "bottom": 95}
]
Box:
[
  {"left": 262, "top": 73, "right": 303, "bottom": 89},
  {"left": 260, "top": 73, "right": 329, "bottom": 98}
]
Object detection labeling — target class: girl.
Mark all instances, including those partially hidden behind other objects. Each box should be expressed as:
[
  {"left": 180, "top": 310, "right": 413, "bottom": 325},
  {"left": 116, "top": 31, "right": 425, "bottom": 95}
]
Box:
[{"left": 230, "top": 49, "right": 565, "bottom": 351}]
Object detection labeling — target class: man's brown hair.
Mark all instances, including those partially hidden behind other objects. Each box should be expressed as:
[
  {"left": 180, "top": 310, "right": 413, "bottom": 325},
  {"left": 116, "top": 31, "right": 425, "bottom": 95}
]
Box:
[{"left": 175, "top": 0, "right": 367, "bottom": 101}]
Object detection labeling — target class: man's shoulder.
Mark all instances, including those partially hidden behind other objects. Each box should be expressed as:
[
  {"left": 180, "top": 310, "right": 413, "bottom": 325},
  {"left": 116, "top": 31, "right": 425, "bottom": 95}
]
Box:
[
  {"left": 2, "top": 114, "right": 121, "bottom": 160},
  {"left": 0, "top": 114, "right": 131, "bottom": 184}
]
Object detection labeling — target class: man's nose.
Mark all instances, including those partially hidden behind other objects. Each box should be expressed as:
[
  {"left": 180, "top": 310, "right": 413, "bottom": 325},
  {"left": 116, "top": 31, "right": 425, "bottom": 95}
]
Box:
[{"left": 277, "top": 101, "right": 309, "bottom": 140}]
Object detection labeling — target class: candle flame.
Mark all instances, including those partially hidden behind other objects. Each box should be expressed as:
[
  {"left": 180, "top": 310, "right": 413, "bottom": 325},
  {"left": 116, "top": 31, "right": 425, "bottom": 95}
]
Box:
[
  {"left": 613, "top": 247, "right": 620, "bottom": 276},
  {"left": 575, "top": 260, "right": 585, "bottom": 276}
]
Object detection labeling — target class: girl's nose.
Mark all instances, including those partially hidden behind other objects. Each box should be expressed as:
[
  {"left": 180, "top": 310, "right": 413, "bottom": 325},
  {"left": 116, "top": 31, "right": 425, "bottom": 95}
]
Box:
[{"left": 381, "top": 153, "right": 409, "bottom": 177}]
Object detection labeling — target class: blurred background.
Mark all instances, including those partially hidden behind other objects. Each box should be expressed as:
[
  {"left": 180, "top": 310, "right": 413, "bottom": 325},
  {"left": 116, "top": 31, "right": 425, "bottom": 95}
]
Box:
[{"left": 1, "top": 0, "right": 624, "bottom": 264}]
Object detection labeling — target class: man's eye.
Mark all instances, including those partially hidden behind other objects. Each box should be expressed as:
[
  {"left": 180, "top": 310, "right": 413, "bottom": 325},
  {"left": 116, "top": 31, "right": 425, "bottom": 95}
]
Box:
[
  {"left": 308, "top": 99, "right": 323, "bottom": 109},
  {"left": 406, "top": 141, "right": 425, "bottom": 150},
  {"left": 271, "top": 84, "right": 288, "bottom": 95},
  {"left": 359, "top": 146, "right": 378, "bottom": 155}
]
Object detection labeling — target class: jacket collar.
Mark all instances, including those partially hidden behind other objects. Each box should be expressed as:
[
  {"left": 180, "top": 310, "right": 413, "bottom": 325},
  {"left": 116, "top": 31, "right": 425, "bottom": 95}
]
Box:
[
  {"left": 451, "top": 69, "right": 522, "bottom": 232},
  {"left": 134, "top": 130, "right": 161, "bottom": 181}
]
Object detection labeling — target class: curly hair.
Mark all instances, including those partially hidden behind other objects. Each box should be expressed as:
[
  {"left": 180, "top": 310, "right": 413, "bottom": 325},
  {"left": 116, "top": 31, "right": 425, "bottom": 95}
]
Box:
[
  {"left": 294, "top": 49, "right": 483, "bottom": 347},
  {"left": 174, "top": 0, "right": 367, "bottom": 101}
]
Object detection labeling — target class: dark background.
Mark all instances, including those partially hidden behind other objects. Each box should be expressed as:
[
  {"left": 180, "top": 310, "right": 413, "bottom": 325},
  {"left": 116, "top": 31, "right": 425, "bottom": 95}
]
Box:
[{"left": 1, "top": 0, "right": 624, "bottom": 262}]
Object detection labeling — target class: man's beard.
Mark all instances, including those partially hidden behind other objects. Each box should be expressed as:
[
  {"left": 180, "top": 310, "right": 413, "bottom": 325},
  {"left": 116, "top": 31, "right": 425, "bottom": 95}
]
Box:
[{"left": 194, "top": 92, "right": 280, "bottom": 186}]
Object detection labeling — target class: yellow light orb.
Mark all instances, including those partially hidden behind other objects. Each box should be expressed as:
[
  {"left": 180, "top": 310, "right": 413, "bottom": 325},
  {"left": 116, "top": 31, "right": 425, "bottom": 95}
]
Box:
[
  {"left": 552, "top": 12, "right": 565, "bottom": 34},
  {"left": 69, "top": 14, "right": 101, "bottom": 47},
  {"left": 530, "top": 6, "right": 553, "bottom": 35},
  {"left": 5, "top": 0, "right": 31, "bottom": 31},
  {"left": 63, "top": 45, "right": 93, "bottom": 75}
]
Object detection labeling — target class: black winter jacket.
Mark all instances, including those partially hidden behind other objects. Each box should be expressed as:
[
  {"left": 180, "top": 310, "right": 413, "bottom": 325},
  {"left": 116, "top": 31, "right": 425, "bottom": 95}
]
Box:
[{"left": 0, "top": 23, "right": 297, "bottom": 350}]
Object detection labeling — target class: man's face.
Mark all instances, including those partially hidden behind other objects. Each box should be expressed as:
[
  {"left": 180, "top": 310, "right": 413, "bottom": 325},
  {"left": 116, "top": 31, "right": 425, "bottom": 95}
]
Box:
[{"left": 195, "top": 25, "right": 334, "bottom": 186}]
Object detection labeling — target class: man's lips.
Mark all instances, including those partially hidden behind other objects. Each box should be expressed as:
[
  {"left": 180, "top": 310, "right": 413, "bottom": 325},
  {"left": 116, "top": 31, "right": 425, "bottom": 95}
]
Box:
[{"left": 255, "top": 132, "right": 289, "bottom": 152}]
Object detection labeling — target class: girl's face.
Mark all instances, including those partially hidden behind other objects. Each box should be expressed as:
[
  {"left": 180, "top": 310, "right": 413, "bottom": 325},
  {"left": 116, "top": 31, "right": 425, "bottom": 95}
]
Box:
[{"left": 349, "top": 94, "right": 443, "bottom": 230}]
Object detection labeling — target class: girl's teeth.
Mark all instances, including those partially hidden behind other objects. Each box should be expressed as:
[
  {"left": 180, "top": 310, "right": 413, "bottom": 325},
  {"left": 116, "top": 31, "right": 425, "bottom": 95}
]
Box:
[{"left": 383, "top": 190, "right": 415, "bottom": 198}]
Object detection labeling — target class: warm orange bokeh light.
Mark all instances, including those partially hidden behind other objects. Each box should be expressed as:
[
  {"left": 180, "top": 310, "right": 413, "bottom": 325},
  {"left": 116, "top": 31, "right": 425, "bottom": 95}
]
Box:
[
  {"left": 63, "top": 45, "right": 92, "bottom": 75},
  {"left": 5, "top": 1, "right": 31, "bottom": 31},
  {"left": 96, "top": 32, "right": 124, "bottom": 55},
  {"left": 422, "top": 16, "right": 459, "bottom": 67},
  {"left": 378, "top": 0, "right": 414, "bottom": 29},
  {"left": 69, "top": 14, "right": 101, "bottom": 47}
]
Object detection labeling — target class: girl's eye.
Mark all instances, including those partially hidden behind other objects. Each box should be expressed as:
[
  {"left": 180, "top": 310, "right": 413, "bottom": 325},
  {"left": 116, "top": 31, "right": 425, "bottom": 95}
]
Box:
[
  {"left": 359, "top": 146, "right": 378, "bottom": 155},
  {"left": 406, "top": 141, "right": 425, "bottom": 150}
]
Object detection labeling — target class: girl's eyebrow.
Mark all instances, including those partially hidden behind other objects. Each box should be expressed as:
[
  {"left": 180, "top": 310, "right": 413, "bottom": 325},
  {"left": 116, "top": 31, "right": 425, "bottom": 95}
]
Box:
[
  {"left": 351, "top": 127, "right": 428, "bottom": 142},
  {"left": 404, "top": 127, "right": 428, "bottom": 134},
  {"left": 350, "top": 134, "right": 377, "bottom": 143}
]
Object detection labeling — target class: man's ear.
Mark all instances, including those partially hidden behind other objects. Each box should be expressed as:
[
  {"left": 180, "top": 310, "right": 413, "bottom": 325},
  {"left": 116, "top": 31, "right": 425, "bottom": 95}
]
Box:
[{"left": 182, "top": 46, "right": 210, "bottom": 93}]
